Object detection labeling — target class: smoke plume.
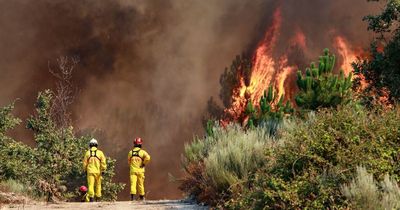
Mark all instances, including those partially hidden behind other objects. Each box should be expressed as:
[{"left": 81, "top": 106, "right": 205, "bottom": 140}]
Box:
[{"left": 0, "top": 0, "right": 379, "bottom": 199}]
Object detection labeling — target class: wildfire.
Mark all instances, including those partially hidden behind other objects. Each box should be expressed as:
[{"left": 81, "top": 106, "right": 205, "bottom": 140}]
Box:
[
  {"left": 224, "top": 9, "right": 282, "bottom": 122},
  {"left": 334, "top": 36, "right": 357, "bottom": 76},
  {"left": 334, "top": 36, "right": 374, "bottom": 92},
  {"left": 245, "top": 9, "right": 282, "bottom": 102},
  {"left": 223, "top": 9, "right": 365, "bottom": 124}
]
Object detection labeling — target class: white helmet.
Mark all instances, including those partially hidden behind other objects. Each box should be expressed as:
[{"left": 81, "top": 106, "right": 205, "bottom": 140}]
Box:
[{"left": 89, "top": 138, "right": 98, "bottom": 147}]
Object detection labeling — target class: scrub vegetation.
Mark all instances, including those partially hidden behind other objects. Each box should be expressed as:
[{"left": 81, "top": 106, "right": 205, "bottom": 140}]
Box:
[
  {"left": 0, "top": 91, "right": 124, "bottom": 202},
  {"left": 182, "top": 104, "right": 400, "bottom": 209},
  {"left": 181, "top": 125, "right": 280, "bottom": 205},
  {"left": 181, "top": 1, "right": 400, "bottom": 208},
  {"left": 0, "top": 57, "right": 125, "bottom": 202}
]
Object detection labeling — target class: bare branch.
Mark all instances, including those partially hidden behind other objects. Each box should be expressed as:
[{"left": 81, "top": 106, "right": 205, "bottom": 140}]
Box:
[{"left": 48, "top": 56, "right": 79, "bottom": 131}]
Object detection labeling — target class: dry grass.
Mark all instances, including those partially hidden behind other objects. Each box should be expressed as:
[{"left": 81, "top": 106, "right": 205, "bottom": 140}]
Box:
[
  {"left": 181, "top": 123, "right": 282, "bottom": 205},
  {"left": 0, "top": 179, "right": 29, "bottom": 205},
  {"left": 341, "top": 166, "right": 400, "bottom": 210}
]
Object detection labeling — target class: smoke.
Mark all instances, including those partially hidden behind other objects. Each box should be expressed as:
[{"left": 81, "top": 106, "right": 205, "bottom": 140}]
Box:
[
  {"left": 0, "top": 0, "right": 379, "bottom": 200},
  {"left": 276, "top": 0, "right": 379, "bottom": 61}
]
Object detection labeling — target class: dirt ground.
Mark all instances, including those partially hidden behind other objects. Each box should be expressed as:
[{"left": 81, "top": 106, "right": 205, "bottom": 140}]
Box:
[{"left": 1, "top": 200, "right": 208, "bottom": 210}]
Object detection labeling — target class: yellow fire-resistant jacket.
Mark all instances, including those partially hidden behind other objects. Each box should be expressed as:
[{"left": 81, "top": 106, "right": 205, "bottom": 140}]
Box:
[
  {"left": 83, "top": 147, "right": 107, "bottom": 174},
  {"left": 128, "top": 147, "right": 150, "bottom": 174}
]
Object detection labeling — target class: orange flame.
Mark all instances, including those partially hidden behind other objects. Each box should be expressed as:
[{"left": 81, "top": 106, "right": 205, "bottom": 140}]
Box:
[
  {"left": 276, "top": 57, "right": 296, "bottom": 99},
  {"left": 334, "top": 36, "right": 357, "bottom": 76},
  {"left": 225, "top": 9, "right": 283, "bottom": 121},
  {"left": 246, "top": 8, "right": 282, "bottom": 102},
  {"left": 223, "top": 12, "right": 367, "bottom": 124},
  {"left": 334, "top": 36, "right": 371, "bottom": 91},
  {"left": 225, "top": 9, "right": 300, "bottom": 122}
]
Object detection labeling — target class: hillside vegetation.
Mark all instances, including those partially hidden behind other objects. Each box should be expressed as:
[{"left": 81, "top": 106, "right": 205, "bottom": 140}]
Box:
[
  {"left": 0, "top": 90, "right": 124, "bottom": 202},
  {"left": 181, "top": 1, "right": 400, "bottom": 208}
]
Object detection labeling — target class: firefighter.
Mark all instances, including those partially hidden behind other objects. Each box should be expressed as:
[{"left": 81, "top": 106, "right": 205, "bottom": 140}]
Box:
[
  {"left": 83, "top": 138, "right": 107, "bottom": 202},
  {"left": 128, "top": 137, "right": 151, "bottom": 201}
]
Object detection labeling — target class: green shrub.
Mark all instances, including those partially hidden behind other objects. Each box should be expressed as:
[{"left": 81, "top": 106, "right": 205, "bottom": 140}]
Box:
[
  {"left": 0, "top": 103, "right": 36, "bottom": 187},
  {"left": 0, "top": 91, "right": 124, "bottom": 201},
  {"left": 0, "top": 103, "right": 21, "bottom": 135},
  {"left": 354, "top": 0, "right": 400, "bottom": 102},
  {"left": 225, "top": 104, "right": 400, "bottom": 209},
  {"left": 27, "top": 90, "right": 124, "bottom": 201}
]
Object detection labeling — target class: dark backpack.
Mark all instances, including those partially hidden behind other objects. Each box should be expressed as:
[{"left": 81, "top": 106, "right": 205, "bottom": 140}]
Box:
[
  {"left": 130, "top": 149, "right": 143, "bottom": 161},
  {"left": 88, "top": 150, "right": 101, "bottom": 162}
]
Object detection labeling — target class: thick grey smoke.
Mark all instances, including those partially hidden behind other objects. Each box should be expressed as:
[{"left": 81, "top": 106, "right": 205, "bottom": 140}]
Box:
[{"left": 0, "top": 0, "right": 379, "bottom": 199}]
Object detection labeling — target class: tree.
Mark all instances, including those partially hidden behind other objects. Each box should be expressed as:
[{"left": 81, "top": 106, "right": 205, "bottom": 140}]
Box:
[
  {"left": 295, "top": 49, "right": 353, "bottom": 110},
  {"left": 48, "top": 56, "right": 79, "bottom": 131},
  {"left": 0, "top": 103, "right": 35, "bottom": 183},
  {"left": 354, "top": 0, "right": 400, "bottom": 102},
  {"left": 0, "top": 103, "right": 21, "bottom": 140},
  {"left": 0, "top": 56, "right": 124, "bottom": 201},
  {"left": 26, "top": 90, "right": 124, "bottom": 201},
  {"left": 219, "top": 54, "right": 252, "bottom": 109}
]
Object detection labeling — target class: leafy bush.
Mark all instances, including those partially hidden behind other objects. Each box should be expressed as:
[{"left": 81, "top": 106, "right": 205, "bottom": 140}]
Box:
[
  {"left": 0, "top": 103, "right": 36, "bottom": 187},
  {"left": 341, "top": 166, "right": 400, "bottom": 210},
  {"left": 0, "top": 103, "right": 21, "bottom": 135},
  {"left": 225, "top": 104, "right": 400, "bottom": 209},
  {"left": 354, "top": 0, "right": 400, "bottom": 102},
  {"left": 0, "top": 90, "right": 124, "bottom": 201}
]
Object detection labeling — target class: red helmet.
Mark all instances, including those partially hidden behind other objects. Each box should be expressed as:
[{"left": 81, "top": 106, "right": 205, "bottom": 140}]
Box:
[
  {"left": 79, "top": 185, "right": 87, "bottom": 192},
  {"left": 134, "top": 137, "right": 143, "bottom": 145}
]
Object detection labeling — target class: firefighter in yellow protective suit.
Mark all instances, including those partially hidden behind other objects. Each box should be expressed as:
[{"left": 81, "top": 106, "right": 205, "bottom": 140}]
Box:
[
  {"left": 83, "top": 138, "right": 107, "bottom": 202},
  {"left": 128, "top": 137, "right": 151, "bottom": 201}
]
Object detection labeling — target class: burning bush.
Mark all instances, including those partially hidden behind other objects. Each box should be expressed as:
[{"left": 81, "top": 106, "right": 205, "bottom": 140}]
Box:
[
  {"left": 354, "top": 0, "right": 400, "bottom": 103},
  {"left": 217, "top": 47, "right": 355, "bottom": 130}
]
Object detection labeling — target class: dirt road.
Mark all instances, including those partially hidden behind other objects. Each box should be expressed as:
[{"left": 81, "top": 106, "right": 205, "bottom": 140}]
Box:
[{"left": 1, "top": 200, "right": 208, "bottom": 210}]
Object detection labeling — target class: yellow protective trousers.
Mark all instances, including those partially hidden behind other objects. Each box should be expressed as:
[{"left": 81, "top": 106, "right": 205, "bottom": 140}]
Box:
[
  {"left": 130, "top": 172, "right": 145, "bottom": 195},
  {"left": 82, "top": 193, "right": 89, "bottom": 202},
  {"left": 87, "top": 173, "right": 102, "bottom": 198}
]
